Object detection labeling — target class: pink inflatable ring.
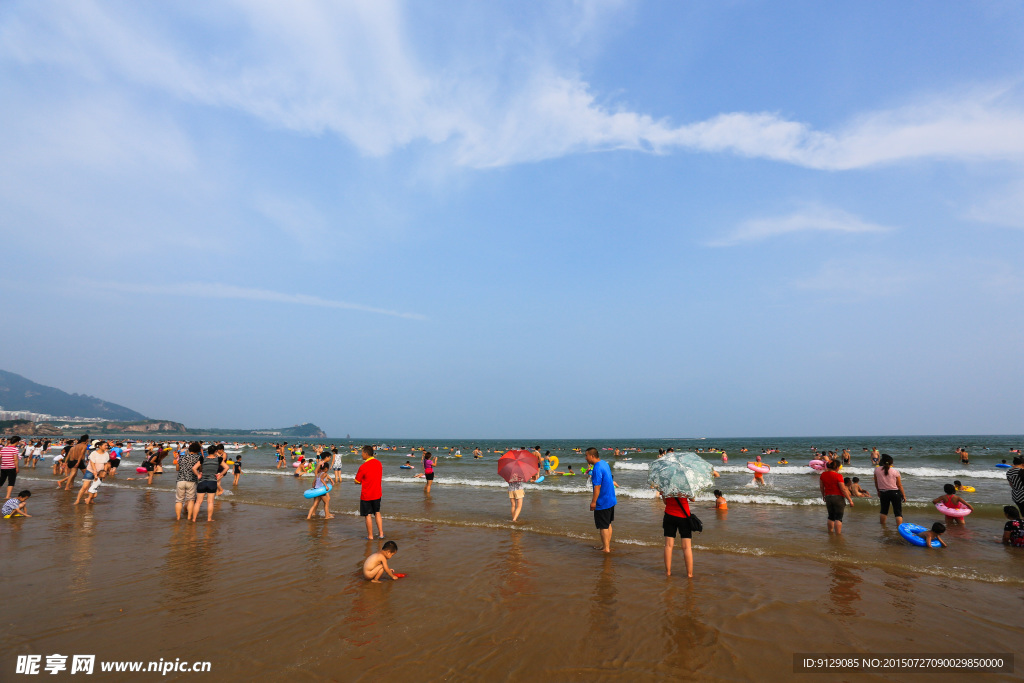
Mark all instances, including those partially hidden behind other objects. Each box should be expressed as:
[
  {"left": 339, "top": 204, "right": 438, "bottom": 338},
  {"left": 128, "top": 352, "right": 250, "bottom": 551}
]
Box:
[
  {"left": 808, "top": 459, "right": 825, "bottom": 471},
  {"left": 136, "top": 467, "right": 147, "bottom": 474},
  {"left": 935, "top": 502, "right": 971, "bottom": 518},
  {"left": 746, "top": 463, "right": 771, "bottom": 474}
]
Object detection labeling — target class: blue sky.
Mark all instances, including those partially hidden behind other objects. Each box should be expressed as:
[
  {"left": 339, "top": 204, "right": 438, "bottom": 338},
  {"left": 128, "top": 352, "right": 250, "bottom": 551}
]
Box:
[{"left": 1, "top": 1, "right": 1022, "bottom": 437}]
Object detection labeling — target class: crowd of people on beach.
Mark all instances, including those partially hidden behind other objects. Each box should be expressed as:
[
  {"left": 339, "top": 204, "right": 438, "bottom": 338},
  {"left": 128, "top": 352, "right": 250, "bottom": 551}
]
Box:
[{"left": 2, "top": 434, "right": 1022, "bottom": 580}]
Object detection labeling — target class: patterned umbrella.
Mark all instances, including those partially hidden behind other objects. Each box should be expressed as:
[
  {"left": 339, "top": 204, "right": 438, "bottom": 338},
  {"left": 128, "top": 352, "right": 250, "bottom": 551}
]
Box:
[
  {"left": 498, "top": 450, "right": 539, "bottom": 483},
  {"left": 647, "top": 452, "right": 715, "bottom": 498}
]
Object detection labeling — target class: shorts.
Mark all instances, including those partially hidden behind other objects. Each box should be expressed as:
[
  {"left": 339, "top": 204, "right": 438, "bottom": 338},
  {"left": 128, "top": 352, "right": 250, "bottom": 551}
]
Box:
[
  {"left": 109, "top": 459, "right": 121, "bottom": 468},
  {"left": 82, "top": 471, "right": 95, "bottom": 481},
  {"left": 143, "top": 462, "right": 155, "bottom": 472},
  {"left": 234, "top": 465, "right": 242, "bottom": 474},
  {"left": 508, "top": 488, "right": 525, "bottom": 500},
  {"left": 879, "top": 489, "right": 902, "bottom": 517},
  {"left": 196, "top": 480, "right": 217, "bottom": 494},
  {"left": 77, "top": 460, "right": 88, "bottom": 470},
  {"left": 89, "top": 480, "right": 101, "bottom": 494},
  {"left": 175, "top": 481, "right": 197, "bottom": 503},
  {"left": 663, "top": 513, "right": 692, "bottom": 539},
  {"left": 359, "top": 498, "right": 382, "bottom": 516},
  {"left": 425, "top": 472, "right": 434, "bottom": 481},
  {"left": 593, "top": 506, "right": 615, "bottom": 529},
  {"left": 824, "top": 495, "right": 846, "bottom": 521},
  {"left": 0, "top": 469, "right": 16, "bottom": 487}
]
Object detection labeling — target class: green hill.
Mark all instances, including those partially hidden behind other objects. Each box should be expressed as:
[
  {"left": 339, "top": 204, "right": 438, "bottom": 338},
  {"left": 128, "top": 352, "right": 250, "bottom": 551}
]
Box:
[{"left": 0, "top": 370, "right": 147, "bottom": 421}]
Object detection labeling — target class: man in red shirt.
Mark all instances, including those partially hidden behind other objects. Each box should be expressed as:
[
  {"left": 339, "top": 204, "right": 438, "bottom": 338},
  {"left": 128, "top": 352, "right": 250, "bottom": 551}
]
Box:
[
  {"left": 355, "top": 445, "right": 384, "bottom": 540},
  {"left": 819, "top": 460, "right": 854, "bottom": 534}
]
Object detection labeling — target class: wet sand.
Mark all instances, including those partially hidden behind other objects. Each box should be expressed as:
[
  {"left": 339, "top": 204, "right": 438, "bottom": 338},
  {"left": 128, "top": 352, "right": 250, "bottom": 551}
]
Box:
[{"left": 1, "top": 486, "right": 1021, "bottom": 681}]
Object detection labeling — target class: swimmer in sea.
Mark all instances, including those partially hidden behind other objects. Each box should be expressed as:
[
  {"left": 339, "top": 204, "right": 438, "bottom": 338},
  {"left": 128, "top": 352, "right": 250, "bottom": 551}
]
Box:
[
  {"left": 933, "top": 484, "right": 973, "bottom": 526},
  {"left": 777, "top": 458, "right": 788, "bottom": 464},
  {"left": 713, "top": 489, "right": 727, "bottom": 511},
  {"left": 363, "top": 541, "right": 400, "bottom": 582},
  {"left": 749, "top": 456, "right": 766, "bottom": 486}
]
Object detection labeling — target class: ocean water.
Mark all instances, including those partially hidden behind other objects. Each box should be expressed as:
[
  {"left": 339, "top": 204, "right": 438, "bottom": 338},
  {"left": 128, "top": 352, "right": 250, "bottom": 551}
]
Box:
[{"left": 31, "top": 434, "right": 1024, "bottom": 585}]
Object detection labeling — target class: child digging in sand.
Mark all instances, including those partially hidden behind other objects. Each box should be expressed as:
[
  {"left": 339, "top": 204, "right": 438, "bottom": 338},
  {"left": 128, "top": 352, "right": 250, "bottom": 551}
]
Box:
[
  {"left": 2, "top": 490, "right": 31, "bottom": 517},
  {"left": 363, "top": 541, "right": 404, "bottom": 582}
]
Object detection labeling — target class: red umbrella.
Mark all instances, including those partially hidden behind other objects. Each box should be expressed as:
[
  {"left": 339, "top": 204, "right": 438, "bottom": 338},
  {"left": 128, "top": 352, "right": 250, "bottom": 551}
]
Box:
[{"left": 498, "top": 450, "right": 539, "bottom": 483}]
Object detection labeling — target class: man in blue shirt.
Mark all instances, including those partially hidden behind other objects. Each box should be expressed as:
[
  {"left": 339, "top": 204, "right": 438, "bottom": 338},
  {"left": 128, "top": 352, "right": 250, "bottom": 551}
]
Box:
[{"left": 586, "top": 447, "right": 617, "bottom": 552}]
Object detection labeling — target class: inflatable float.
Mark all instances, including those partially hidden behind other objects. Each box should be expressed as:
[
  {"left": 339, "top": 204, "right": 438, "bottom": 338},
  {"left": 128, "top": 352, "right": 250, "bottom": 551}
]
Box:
[
  {"left": 808, "top": 459, "right": 825, "bottom": 471},
  {"left": 303, "top": 482, "right": 333, "bottom": 499},
  {"left": 747, "top": 463, "right": 771, "bottom": 474},
  {"left": 935, "top": 502, "right": 970, "bottom": 518},
  {"left": 898, "top": 523, "right": 942, "bottom": 548}
]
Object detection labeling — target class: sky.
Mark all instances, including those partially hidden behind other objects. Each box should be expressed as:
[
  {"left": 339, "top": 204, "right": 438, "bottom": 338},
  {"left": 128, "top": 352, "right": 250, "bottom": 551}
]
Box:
[{"left": 1, "top": 0, "right": 1022, "bottom": 438}]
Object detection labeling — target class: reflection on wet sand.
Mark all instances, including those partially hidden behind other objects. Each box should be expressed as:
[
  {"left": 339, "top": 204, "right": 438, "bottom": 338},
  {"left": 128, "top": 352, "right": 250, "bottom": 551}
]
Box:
[
  {"left": 160, "top": 522, "right": 219, "bottom": 622},
  {"left": 338, "top": 539, "right": 394, "bottom": 652},
  {"left": 828, "top": 563, "right": 863, "bottom": 617},
  {"left": 589, "top": 554, "right": 619, "bottom": 650},
  {"left": 69, "top": 509, "right": 96, "bottom": 597},
  {"left": 660, "top": 582, "right": 718, "bottom": 675},
  {"left": 882, "top": 569, "right": 918, "bottom": 627},
  {"left": 498, "top": 531, "right": 534, "bottom": 610}
]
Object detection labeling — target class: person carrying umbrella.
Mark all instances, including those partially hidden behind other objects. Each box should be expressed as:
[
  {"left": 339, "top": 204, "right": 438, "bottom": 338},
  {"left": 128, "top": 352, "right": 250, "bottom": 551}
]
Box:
[
  {"left": 648, "top": 452, "right": 715, "bottom": 578},
  {"left": 498, "top": 450, "right": 539, "bottom": 522}
]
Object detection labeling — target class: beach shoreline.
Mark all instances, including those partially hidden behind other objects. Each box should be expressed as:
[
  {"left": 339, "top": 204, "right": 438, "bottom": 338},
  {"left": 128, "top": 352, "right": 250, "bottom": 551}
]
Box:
[{"left": 2, "top": 484, "right": 1021, "bottom": 681}]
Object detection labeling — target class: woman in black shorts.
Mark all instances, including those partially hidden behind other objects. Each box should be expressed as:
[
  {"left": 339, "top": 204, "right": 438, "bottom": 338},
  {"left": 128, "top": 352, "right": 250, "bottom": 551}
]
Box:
[
  {"left": 873, "top": 454, "right": 906, "bottom": 525},
  {"left": 661, "top": 494, "right": 695, "bottom": 578}
]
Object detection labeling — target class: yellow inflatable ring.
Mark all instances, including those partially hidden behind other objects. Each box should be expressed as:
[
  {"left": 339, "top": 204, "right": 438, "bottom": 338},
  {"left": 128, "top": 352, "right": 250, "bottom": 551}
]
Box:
[
  {"left": 957, "top": 485, "right": 975, "bottom": 493},
  {"left": 548, "top": 456, "right": 559, "bottom": 470}
]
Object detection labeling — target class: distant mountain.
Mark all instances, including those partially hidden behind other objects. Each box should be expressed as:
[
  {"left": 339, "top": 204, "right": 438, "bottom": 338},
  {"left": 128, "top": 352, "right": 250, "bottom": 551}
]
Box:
[{"left": 0, "top": 370, "right": 147, "bottom": 421}]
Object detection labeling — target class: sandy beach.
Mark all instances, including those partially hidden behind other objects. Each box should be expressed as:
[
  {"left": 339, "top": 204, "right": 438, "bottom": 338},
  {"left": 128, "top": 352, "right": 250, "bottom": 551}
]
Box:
[{"left": 2, "top": 483, "right": 1020, "bottom": 681}]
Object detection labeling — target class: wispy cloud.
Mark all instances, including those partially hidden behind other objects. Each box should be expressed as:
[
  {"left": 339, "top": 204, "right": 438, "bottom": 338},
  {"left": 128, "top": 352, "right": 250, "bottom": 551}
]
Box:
[
  {"left": 92, "top": 281, "right": 426, "bottom": 321},
  {"left": 963, "top": 179, "right": 1024, "bottom": 229},
  {"left": 790, "top": 259, "right": 923, "bottom": 298},
  {"left": 5, "top": 2, "right": 1024, "bottom": 171},
  {"left": 708, "top": 206, "right": 894, "bottom": 247}
]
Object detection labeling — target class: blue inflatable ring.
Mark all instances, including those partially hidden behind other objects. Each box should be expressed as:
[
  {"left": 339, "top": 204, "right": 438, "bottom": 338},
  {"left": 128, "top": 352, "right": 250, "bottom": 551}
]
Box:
[
  {"left": 898, "top": 522, "right": 941, "bottom": 548},
  {"left": 303, "top": 482, "right": 333, "bottom": 499}
]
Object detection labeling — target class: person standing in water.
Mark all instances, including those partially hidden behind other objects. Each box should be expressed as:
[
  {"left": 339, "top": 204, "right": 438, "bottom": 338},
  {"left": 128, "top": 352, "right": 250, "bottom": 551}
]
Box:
[
  {"left": 191, "top": 442, "right": 226, "bottom": 522},
  {"left": 355, "top": 445, "right": 384, "bottom": 539},
  {"left": 874, "top": 454, "right": 905, "bottom": 526},
  {"left": 422, "top": 450, "right": 437, "bottom": 493},
  {"left": 56, "top": 434, "right": 87, "bottom": 490},
  {"left": 330, "top": 447, "right": 343, "bottom": 486},
  {"left": 174, "top": 441, "right": 202, "bottom": 521},
  {"left": 1005, "top": 456, "right": 1024, "bottom": 518},
  {"left": 660, "top": 492, "right": 695, "bottom": 577},
  {"left": 586, "top": 447, "right": 616, "bottom": 553},
  {"left": 819, "top": 460, "right": 853, "bottom": 534}
]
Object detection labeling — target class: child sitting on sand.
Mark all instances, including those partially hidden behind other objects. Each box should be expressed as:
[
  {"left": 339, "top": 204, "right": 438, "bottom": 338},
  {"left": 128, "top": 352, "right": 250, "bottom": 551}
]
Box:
[
  {"left": 933, "top": 484, "right": 974, "bottom": 526},
  {"left": 363, "top": 541, "right": 402, "bottom": 582},
  {"left": 713, "top": 490, "right": 727, "bottom": 510},
  {"left": 2, "top": 490, "right": 31, "bottom": 518},
  {"left": 916, "top": 522, "right": 947, "bottom": 548}
]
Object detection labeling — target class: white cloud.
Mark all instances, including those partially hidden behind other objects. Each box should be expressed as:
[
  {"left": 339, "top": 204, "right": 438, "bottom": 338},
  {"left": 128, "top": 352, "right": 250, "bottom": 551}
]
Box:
[
  {"left": 790, "top": 259, "right": 922, "bottom": 298},
  {"left": 4, "top": 1, "right": 1024, "bottom": 172},
  {"left": 90, "top": 281, "right": 426, "bottom": 321},
  {"left": 964, "top": 179, "right": 1024, "bottom": 229},
  {"left": 708, "top": 206, "right": 893, "bottom": 247}
]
